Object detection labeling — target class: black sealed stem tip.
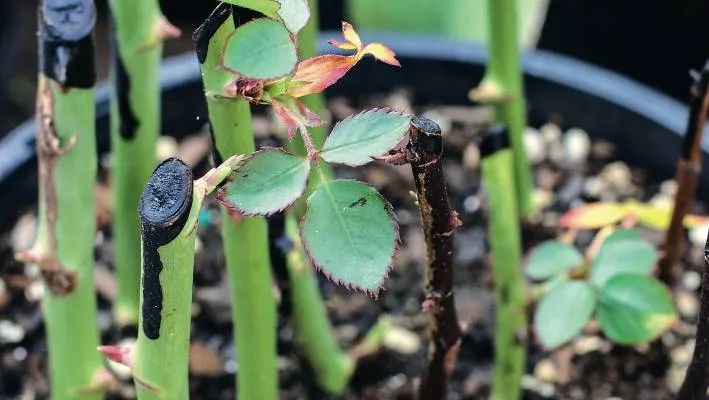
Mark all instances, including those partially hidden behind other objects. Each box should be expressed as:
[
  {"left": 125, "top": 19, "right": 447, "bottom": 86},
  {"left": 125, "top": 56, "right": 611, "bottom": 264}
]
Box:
[
  {"left": 407, "top": 116, "right": 462, "bottom": 400},
  {"left": 39, "top": 0, "right": 96, "bottom": 88},
  {"left": 139, "top": 158, "right": 193, "bottom": 339},
  {"left": 408, "top": 116, "right": 443, "bottom": 163},
  {"left": 193, "top": 3, "right": 262, "bottom": 64}
]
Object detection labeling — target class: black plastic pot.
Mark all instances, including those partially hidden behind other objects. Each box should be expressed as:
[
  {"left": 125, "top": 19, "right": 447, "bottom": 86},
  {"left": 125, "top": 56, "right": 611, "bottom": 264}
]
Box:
[{"left": 1, "top": 33, "right": 706, "bottom": 233}]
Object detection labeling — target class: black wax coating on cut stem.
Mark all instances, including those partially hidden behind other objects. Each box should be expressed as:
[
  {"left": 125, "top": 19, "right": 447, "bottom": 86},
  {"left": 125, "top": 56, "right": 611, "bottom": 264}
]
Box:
[
  {"left": 138, "top": 158, "right": 193, "bottom": 340},
  {"left": 193, "top": 3, "right": 263, "bottom": 64},
  {"left": 38, "top": 0, "right": 96, "bottom": 88},
  {"left": 111, "top": 24, "right": 139, "bottom": 140},
  {"left": 479, "top": 124, "right": 511, "bottom": 157},
  {"left": 406, "top": 116, "right": 462, "bottom": 400},
  {"left": 677, "top": 237, "right": 709, "bottom": 399},
  {"left": 193, "top": 3, "right": 232, "bottom": 64}
]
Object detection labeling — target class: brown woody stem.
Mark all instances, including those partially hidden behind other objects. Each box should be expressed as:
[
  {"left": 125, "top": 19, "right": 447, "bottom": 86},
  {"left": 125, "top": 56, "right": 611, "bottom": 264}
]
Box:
[
  {"left": 678, "top": 235, "right": 709, "bottom": 399},
  {"left": 406, "top": 116, "right": 462, "bottom": 399},
  {"left": 660, "top": 61, "right": 709, "bottom": 284}
]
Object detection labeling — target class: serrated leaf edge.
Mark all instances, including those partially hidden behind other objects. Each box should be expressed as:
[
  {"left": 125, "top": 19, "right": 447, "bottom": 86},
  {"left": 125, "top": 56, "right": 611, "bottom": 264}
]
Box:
[
  {"left": 217, "top": 147, "right": 310, "bottom": 217},
  {"left": 299, "top": 179, "right": 401, "bottom": 298},
  {"left": 320, "top": 107, "right": 413, "bottom": 167}
]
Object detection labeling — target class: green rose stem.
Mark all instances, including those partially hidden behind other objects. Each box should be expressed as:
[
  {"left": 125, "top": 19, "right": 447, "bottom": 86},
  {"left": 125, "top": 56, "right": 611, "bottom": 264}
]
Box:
[
  {"left": 474, "top": 0, "right": 534, "bottom": 217},
  {"left": 123, "top": 156, "right": 241, "bottom": 400},
  {"left": 108, "top": 0, "right": 179, "bottom": 326},
  {"left": 678, "top": 233, "right": 709, "bottom": 399},
  {"left": 284, "top": 214, "right": 354, "bottom": 393},
  {"left": 286, "top": 0, "right": 353, "bottom": 392},
  {"left": 659, "top": 60, "right": 709, "bottom": 284},
  {"left": 19, "top": 1, "right": 104, "bottom": 398},
  {"left": 480, "top": 125, "right": 527, "bottom": 400},
  {"left": 403, "top": 117, "right": 462, "bottom": 399},
  {"left": 194, "top": 5, "right": 278, "bottom": 400}
]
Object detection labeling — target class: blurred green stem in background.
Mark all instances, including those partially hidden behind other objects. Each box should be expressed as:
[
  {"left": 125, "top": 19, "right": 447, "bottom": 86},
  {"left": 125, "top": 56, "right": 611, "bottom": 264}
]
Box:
[
  {"left": 195, "top": 5, "right": 278, "bottom": 400},
  {"left": 108, "top": 0, "right": 173, "bottom": 327},
  {"left": 348, "top": 0, "right": 550, "bottom": 48},
  {"left": 475, "top": 0, "right": 535, "bottom": 217},
  {"left": 480, "top": 126, "right": 527, "bottom": 400},
  {"left": 283, "top": 0, "right": 353, "bottom": 393}
]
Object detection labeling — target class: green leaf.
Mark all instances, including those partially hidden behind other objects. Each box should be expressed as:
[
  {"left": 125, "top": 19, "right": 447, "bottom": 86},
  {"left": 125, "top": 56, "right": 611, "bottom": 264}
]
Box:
[
  {"left": 301, "top": 179, "right": 398, "bottom": 295},
  {"left": 220, "top": 0, "right": 281, "bottom": 19},
  {"left": 534, "top": 281, "right": 596, "bottom": 349},
  {"left": 526, "top": 241, "right": 583, "bottom": 280},
  {"left": 597, "top": 274, "right": 677, "bottom": 344},
  {"left": 590, "top": 229, "right": 656, "bottom": 287},
  {"left": 221, "top": 148, "right": 310, "bottom": 215},
  {"left": 277, "top": 0, "right": 310, "bottom": 34},
  {"left": 223, "top": 18, "right": 297, "bottom": 80},
  {"left": 320, "top": 109, "right": 411, "bottom": 166}
]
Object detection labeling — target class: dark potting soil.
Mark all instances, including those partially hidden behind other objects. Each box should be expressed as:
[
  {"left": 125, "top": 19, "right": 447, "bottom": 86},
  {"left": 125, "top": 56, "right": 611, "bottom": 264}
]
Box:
[{"left": 0, "top": 90, "right": 704, "bottom": 400}]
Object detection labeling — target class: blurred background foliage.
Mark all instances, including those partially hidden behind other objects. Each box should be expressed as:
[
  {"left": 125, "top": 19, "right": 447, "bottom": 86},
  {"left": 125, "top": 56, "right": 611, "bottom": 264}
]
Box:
[{"left": 1, "top": 0, "right": 708, "bottom": 134}]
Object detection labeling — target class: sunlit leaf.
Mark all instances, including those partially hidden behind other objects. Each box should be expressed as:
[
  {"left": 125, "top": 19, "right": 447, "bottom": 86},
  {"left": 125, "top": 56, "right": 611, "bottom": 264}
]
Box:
[
  {"left": 221, "top": 148, "right": 310, "bottom": 215},
  {"left": 341, "top": 21, "right": 362, "bottom": 49},
  {"left": 223, "top": 18, "right": 297, "bottom": 80},
  {"left": 534, "top": 281, "right": 596, "bottom": 349},
  {"left": 559, "top": 202, "right": 626, "bottom": 229},
  {"left": 526, "top": 241, "right": 583, "bottom": 280},
  {"left": 276, "top": 0, "right": 310, "bottom": 33},
  {"left": 590, "top": 229, "right": 656, "bottom": 287},
  {"left": 597, "top": 274, "right": 676, "bottom": 344},
  {"left": 220, "top": 0, "right": 280, "bottom": 19},
  {"left": 362, "top": 43, "right": 401, "bottom": 66},
  {"left": 319, "top": 109, "right": 410, "bottom": 166},
  {"left": 287, "top": 22, "right": 399, "bottom": 98},
  {"left": 629, "top": 201, "right": 670, "bottom": 230},
  {"left": 288, "top": 54, "right": 357, "bottom": 98},
  {"left": 301, "top": 179, "right": 398, "bottom": 296}
]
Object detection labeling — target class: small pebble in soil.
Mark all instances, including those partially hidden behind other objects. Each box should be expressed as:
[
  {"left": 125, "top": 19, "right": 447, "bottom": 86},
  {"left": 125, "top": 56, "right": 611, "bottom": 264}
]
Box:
[
  {"left": 0, "top": 320, "right": 25, "bottom": 344},
  {"left": 12, "top": 346, "right": 27, "bottom": 362},
  {"left": 660, "top": 180, "right": 678, "bottom": 196},
  {"left": 156, "top": 136, "right": 179, "bottom": 161},
  {"left": 573, "top": 335, "right": 605, "bottom": 355},
  {"left": 649, "top": 192, "right": 673, "bottom": 208},
  {"left": 533, "top": 189, "right": 554, "bottom": 210},
  {"left": 462, "top": 143, "right": 480, "bottom": 171},
  {"left": 385, "top": 89, "right": 414, "bottom": 113},
  {"left": 599, "top": 161, "right": 633, "bottom": 195},
  {"left": 383, "top": 325, "right": 421, "bottom": 355},
  {"left": 689, "top": 225, "right": 709, "bottom": 247},
  {"left": 421, "top": 109, "right": 451, "bottom": 134},
  {"left": 10, "top": 213, "right": 36, "bottom": 253},
  {"left": 522, "top": 375, "right": 556, "bottom": 397},
  {"left": 523, "top": 127, "right": 545, "bottom": 165},
  {"left": 24, "top": 281, "right": 44, "bottom": 302},
  {"left": 462, "top": 195, "right": 481, "bottom": 214},
  {"left": 540, "top": 123, "right": 564, "bottom": 164},
  {"left": 682, "top": 271, "right": 702, "bottom": 291},
  {"left": 563, "top": 127, "right": 591, "bottom": 165},
  {"left": 675, "top": 290, "right": 699, "bottom": 319},
  {"left": 583, "top": 176, "right": 605, "bottom": 199},
  {"left": 668, "top": 339, "right": 694, "bottom": 393},
  {"left": 534, "top": 358, "right": 558, "bottom": 383}
]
